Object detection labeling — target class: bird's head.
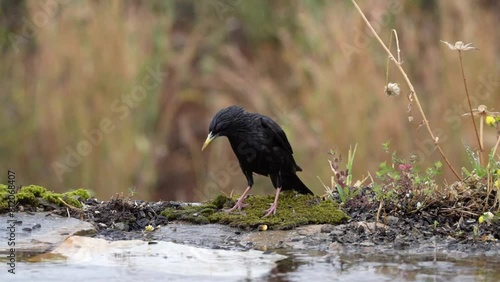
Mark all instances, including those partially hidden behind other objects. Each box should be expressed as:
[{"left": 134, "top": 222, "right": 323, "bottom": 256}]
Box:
[{"left": 202, "top": 106, "right": 245, "bottom": 151}]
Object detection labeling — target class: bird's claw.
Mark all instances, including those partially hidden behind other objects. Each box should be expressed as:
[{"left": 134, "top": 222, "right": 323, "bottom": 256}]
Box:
[
  {"left": 263, "top": 204, "right": 277, "bottom": 217},
  {"left": 226, "top": 200, "right": 249, "bottom": 213}
]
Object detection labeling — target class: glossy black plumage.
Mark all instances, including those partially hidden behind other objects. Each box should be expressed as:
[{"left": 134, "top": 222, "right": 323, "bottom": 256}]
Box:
[{"left": 202, "top": 105, "right": 312, "bottom": 216}]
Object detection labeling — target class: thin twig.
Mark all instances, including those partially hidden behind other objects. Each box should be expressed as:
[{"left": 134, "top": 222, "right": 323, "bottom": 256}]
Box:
[
  {"left": 480, "top": 115, "right": 484, "bottom": 152},
  {"left": 486, "top": 135, "right": 500, "bottom": 209},
  {"left": 458, "top": 50, "right": 483, "bottom": 160},
  {"left": 376, "top": 199, "right": 383, "bottom": 223},
  {"left": 385, "top": 30, "right": 402, "bottom": 86},
  {"left": 392, "top": 29, "right": 401, "bottom": 64},
  {"left": 440, "top": 207, "right": 479, "bottom": 217},
  {"left": 350, "top": 0, "right": 462, "bottom": 181},
  {"left": 491, "top": 135, "right": 500, "bottom": 158},
  {"left": 59, "top": 198, "right": 83, "bottom": 212},
  {"left": 385, "top": 34, "right": 392, "bottom": 86}
]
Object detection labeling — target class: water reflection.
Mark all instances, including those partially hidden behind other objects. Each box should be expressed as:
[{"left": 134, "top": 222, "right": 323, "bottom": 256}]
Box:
[
  {"left": 2, "top": 245, "right": 499, "bottom": 281},
  {"left": 268, "top": 250, "right": 500, "bottom": 282}
]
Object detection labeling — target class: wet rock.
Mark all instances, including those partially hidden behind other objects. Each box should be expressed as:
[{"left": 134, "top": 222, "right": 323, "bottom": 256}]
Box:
[
  {"left": 33, "top": 236, "right": 286, "bottom": 281},
  {"left": 353, "top": 221, "right": 388, "bottom": 234},
  {"left": 320, "top": 224, "right": 334, "bottom": 233},
  {"left": 113, "top": 222, "right": 128, "bottom": 231},
  {"left": 330, "top": 226, "right": 345, "bottom": 237},
  {"left": 0, "top": 212, "right": 95, "bottom": 253},
  {"left": 329, "top": 242, "right": 344, "bottom": 251},
  {"left": 393, "top": 234, "right": 410, "bottom": 250},
  {"left": 138, "top": 210, "right": 146, "bottom": 218},
  {"left": 297, "top": 225, "right": 323, "bottom": 236},
  {"left": 136, "top": 218, "right": 149, "bottom": 228},
  {"left": 385, "top": 216, "right": 399, "bottom": 226}
]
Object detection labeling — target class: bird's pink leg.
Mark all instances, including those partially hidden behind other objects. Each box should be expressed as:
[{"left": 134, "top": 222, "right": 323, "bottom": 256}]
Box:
[
  {"left": 263, "top": 187, "right": 281, "bottom": 217},
  {"left": 226, "top": 186, "right": 252, "bottom": 213}
]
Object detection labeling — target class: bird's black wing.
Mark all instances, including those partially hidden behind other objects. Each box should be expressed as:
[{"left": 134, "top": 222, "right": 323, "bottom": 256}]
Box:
[{"left": 260, "top": 116, "right": 294, "bottom": 154}]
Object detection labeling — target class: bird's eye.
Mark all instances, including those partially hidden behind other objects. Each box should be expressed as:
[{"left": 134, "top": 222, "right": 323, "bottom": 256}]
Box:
[{"left": 215, "top": 123, "right": 224, "bottom": 133}]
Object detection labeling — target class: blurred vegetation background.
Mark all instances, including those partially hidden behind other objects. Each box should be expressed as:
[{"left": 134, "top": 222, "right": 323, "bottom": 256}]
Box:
[{"left": 1, "top": 0, "right": 498, "bottom": 202}]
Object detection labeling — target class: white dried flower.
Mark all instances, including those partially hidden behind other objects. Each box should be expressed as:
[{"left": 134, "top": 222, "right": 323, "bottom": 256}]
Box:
[
  {"left": 462, "top": 105, "right": 500, "bottom": 117},
  {"left": 440, "top": 40, "right": 478, "bottom": 51},
  {"left": 384, "top": 82, "right": 400, "bottom": 96}
]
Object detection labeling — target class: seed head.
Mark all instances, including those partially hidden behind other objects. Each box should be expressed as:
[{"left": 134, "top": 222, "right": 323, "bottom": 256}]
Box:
[
  {"left": 384, "top": 82, "right": 400, "bottom": 97},
  {"left": 440, "top": 40, "right": 478, "bottom": 51}
]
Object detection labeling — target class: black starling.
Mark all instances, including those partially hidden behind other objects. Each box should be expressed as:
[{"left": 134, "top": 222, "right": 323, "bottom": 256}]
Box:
[{"left": 202, "top": 106, "right": 313, "bottom": 216}]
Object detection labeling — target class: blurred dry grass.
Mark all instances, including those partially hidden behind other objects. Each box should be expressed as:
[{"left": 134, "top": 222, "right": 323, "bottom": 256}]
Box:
[{"left": 1, "top": 0, "right": 498, "bottom": 201}]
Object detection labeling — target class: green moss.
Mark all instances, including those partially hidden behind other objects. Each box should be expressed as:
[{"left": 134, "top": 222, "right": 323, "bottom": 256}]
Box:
[
  {"left": 161, "top": 204, "right": 217, "bottom": 224},
  {"left": 0, "top": 184, "right": 92, "bottom": 213},
  {"left": 20, "top": 185, "right": 47, "bottom": 197},
  {"left": 0, "top": 184, "right": 9, "bottom": 211},
  {"left": 15, "top": 191, "right": 37, "bottom": 205},
  {"left": 161, "top": 191, "right": 349, "bottom": 230},
  {"left": 67, "top": 188, "right": 91, "bottom": 199},
  {"left": 198, "top": 207, "right": 216, "bottom": 216},
  {"left": 161, "top": 208, "right": 178, "bottom": 220},
  {"left": 210, "top": 194, "right": 232, "bottom": 209},
  {"left": 9, "top": 185, "right": 43, "bottom": 207},
  {"left": 44, "top": 188, "right": 91, "bottom": 208}
]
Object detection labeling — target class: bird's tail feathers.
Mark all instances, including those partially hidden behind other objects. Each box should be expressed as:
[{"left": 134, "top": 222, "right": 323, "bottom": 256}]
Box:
[{"left": 282, "top": 173, "right": 313, "bottom": 195}]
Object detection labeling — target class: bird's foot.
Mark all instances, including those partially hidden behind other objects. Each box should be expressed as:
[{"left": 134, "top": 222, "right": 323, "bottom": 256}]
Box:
[
  {"left": 226, "top": 199, "right": 249, "bottom": 213},
  {"left": 263, "top": 203, "right": 278, "bottom": 217}
]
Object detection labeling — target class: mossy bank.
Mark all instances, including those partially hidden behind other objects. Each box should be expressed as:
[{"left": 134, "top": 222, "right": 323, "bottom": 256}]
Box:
[
  {"left": 161, "top": 191, "right": 349, "bottom": 230},
  {"left": 0, "top": 184, "right": 91, "bottom": 212}
]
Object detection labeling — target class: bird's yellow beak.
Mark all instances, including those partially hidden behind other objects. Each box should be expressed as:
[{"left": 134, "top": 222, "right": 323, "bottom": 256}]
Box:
[{"left": 202, "top": 132, "right": 215, "bottom": 151}]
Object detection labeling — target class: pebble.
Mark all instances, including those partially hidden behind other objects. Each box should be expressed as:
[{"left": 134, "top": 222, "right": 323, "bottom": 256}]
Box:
[
  {"left": 330, "top": 229, "right": 345, "bottom": 236},
  {"left": 320, "top": 225, "right": 334, "bottom": 233},
  {"left": 385, "top": 216, "right": 399, "bottom": 226},
  {"left": 114, "top": 222, "right": 128, "bottom": 231},
  {"left": 393, "top": 234, "right": 410, "bottom": 250},
  {"left": 136, "top": 218, "right": 149, "bottom": 228},
  {"left": 328, "top": 242, "right": 344, "bottom": 251}
]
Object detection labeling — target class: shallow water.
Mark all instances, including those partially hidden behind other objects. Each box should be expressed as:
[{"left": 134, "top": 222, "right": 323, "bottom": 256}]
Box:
[
  {"left": 1, "top": 215, "right": 498, "bottom": 282},
  {"left": 268, "top": 251, "right": 500, "bottom": 282},
  {"left": 2, "top": 245, "right": 500, "bottom": 281}
]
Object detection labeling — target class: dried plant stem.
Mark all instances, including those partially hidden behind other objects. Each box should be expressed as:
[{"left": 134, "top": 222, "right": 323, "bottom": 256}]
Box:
[
  {"left": 479, "top": 114, "right": 484, "bottom": 152},
  {"left": 492, "top": 135, "right": 500, "bottom": 159},
  {"left": 484, "top": 131, "right": 499, "bottom": 209},
  {"left": 458, "top": 50, "right": 483, "bottom": 164},
  {"left": 350, "top": 0, "right": 462, "bottom": 181},
  {"left": 385, "top": 30, "right": 402, "bottom": 85},
  {"left": 392, "top": 29, "right": 401, "bottom": 64},
  {"left": 495, "top": 191, "right": 500, "bottom": 211},
  {"left": 376, "top": 199, "right": 383, "bottom": 222},
  {"left": 385, "top": 36, "right": 392, "bottom": 85}
]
